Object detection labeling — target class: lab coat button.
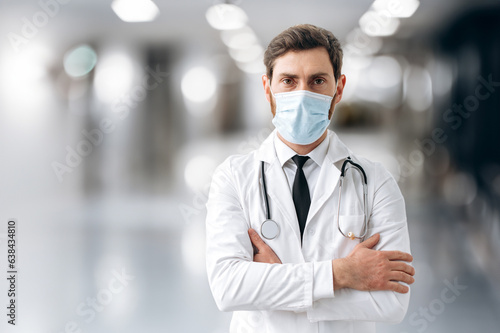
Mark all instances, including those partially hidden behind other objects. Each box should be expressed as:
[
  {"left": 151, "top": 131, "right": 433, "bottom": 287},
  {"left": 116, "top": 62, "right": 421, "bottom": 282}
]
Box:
[{"left": 308, "top": 228, "right": 315, "bottom": 235}]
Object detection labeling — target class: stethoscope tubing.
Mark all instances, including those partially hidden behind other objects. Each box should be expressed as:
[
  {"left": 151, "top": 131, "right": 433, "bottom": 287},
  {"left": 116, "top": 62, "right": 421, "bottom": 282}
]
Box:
[
  {"left": 261, "top": 161, "right": 271, "bottom": 220},
  {"left": 260, "top": 157, "right": 369, "bottom": 241},
  {"left": 337, "top": 158, "right": 369, "bottom": 240}
]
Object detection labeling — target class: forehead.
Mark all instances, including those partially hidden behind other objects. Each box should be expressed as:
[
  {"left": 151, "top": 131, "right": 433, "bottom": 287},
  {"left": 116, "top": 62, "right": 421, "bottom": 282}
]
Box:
[{"left": 272, "top": 47, "right": 334, "bottom": 77}]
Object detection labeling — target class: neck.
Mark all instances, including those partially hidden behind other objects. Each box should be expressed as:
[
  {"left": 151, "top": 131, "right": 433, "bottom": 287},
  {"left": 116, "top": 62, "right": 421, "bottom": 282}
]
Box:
[{"left": 277, "top": 131, "right": 328, "bottom": 155}]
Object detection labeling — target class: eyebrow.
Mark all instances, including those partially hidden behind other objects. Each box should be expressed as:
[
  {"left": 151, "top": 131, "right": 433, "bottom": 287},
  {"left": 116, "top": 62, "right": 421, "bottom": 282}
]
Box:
[{"left": 276, "top": 72, "right": 333, "bottom": 80}]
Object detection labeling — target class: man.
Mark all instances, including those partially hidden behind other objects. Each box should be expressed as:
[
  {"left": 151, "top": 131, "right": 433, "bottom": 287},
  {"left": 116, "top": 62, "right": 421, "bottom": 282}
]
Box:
[{"left": 206, "top": 24, "right": 414, "bottom": 332}]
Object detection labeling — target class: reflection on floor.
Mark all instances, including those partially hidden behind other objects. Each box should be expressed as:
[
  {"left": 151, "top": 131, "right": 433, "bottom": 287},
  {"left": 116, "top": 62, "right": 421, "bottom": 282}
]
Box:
[{"left": 11, "top": 195, "right": 498, "bottom": 333}]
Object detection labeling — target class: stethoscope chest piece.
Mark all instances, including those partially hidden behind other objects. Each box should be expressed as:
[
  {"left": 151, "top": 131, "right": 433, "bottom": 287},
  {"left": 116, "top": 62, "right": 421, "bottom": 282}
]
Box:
[{"left": 261, "top": 219, "right": 280, "bottom": 240}]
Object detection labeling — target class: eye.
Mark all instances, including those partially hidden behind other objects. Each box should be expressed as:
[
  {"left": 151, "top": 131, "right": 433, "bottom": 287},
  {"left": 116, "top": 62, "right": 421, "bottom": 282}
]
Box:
[
  {"left": 282, "top": 78, "right": 293, "bottom": 85},
  {"left": 313, "top": 78, "right": 325, "bottom": 85}
]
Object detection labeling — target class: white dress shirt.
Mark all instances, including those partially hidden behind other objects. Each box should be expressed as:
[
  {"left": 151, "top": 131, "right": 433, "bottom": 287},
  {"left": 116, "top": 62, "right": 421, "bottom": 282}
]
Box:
[{"left": 274, "top": 133, "right": 330, "bottom": 202}]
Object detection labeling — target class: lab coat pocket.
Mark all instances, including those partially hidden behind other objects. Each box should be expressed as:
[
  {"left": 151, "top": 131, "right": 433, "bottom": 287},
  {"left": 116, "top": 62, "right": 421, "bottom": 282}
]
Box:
[
  {"left": 336, "top": 215, "right": 365, "bottom": 257},
  {"left": 338, "top": 214, "right": 365, "bottom": 239}
]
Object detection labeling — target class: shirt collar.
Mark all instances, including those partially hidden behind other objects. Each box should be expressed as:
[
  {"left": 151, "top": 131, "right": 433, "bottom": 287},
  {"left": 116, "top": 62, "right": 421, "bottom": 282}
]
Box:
[{"left": 273, "top": 131, "right": 330, "bottom": 168}]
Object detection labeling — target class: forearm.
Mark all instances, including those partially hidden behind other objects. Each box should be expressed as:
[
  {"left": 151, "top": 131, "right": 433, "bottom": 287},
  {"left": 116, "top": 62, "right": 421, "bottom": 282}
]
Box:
[
  {"left": 308, "top": 227, "right": 413, "bottom": 322},
  {"left": 307, "top": 287, "right": 410, "bottom": 323},
  {"left": 303, "top": 259, "right": 410, "bottom": 323},
  {"left": 332, "top": 258, "right": 348, "bottom": 291},
  {"left": 208, "top": 259, "right": 314, "bottom": 312}
]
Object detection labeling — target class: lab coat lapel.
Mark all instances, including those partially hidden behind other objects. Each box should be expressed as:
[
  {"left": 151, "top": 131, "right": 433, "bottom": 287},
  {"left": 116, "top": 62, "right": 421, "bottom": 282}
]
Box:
[
  {"left": 307, "top": 131, "right": 350, "bottom": 224},
  {"left": 257, "top": 130, "right": 302, "bottom": 244}
]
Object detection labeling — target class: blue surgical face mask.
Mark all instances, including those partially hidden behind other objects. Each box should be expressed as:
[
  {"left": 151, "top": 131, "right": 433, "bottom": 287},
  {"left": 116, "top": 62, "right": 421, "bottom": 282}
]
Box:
[{"left": 271, "top": 85, "right": 336, "bottom": 145}]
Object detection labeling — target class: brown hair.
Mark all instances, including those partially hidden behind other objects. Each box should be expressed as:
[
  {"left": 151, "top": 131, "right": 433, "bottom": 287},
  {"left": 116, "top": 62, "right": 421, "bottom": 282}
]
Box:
[{"left": 263, "top": 24, "right": 343, "bottom": 82}]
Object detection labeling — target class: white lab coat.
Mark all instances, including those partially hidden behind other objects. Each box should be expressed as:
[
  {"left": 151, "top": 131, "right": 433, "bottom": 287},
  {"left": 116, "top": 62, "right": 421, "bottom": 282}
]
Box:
[{"left": 206, "top": 129, "right": 411, "bottom": 333}]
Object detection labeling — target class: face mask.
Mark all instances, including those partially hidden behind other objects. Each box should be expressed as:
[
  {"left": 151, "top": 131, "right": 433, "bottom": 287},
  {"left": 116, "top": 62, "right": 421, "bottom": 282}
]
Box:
[{"left": 271, "top": 87, "right": 336, "bottom": 145}]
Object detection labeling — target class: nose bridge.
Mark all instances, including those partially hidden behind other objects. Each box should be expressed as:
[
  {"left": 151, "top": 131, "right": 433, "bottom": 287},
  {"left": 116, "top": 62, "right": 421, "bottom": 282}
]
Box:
[{"left": 297, "top": 79, "right": 308, "bottom": 91}]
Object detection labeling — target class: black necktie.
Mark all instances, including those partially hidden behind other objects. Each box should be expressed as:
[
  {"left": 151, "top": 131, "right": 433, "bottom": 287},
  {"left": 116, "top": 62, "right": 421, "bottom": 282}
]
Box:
[{"left": 292, "top": 155, "right": 311, "bottom": 242}]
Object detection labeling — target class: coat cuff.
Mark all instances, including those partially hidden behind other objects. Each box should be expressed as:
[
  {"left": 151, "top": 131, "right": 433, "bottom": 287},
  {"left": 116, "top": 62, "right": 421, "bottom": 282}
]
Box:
[{"left": 312, "top": 260, "right": 335, "bottom": 301}]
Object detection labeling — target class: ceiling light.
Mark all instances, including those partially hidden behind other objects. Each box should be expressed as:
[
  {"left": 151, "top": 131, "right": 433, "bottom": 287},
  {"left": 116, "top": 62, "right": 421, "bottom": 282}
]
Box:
[
  {"left": 206, "top": 4, "right": 248, "bottom": 30},
  {"left": 181, "top": 66, "right": 217, "bottom": 103},
  {"left": 94, "top": 53, "right": 135, "bottom": 104},
  {"left": 184, "top": 155, "right": 217, "bottom": 192},
  {"left": 372, "top": 0, "right": 420, "bottom": 18},
  {"left": 111, "top": 0, "right": 159, "bottom": 23},
  {"left": 220, "top": 27, "right": 258, "bottom": 49},
  {"left": 228, "top": 44, "right": 263, "bottom": 63},
  {"left": 236, "top": 60, "right": 266, "bottom": 74},
  {"left": 359, "top": 10, "right": 400, "bottom": 37},
  {"left": 344, "top": 28, "right": 383, "bottom": 56},
  {"left": 368, "top": 56, "right": 402, "bottom": 89},
  {"left": 64, "top": 45, "right": 97, "bottom": 78}
]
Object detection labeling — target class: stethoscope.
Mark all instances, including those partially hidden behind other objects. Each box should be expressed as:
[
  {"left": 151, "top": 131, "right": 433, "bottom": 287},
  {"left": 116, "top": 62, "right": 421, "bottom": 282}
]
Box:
[{"left": 260, "top": 157, "right": 369, "bottom": 241}]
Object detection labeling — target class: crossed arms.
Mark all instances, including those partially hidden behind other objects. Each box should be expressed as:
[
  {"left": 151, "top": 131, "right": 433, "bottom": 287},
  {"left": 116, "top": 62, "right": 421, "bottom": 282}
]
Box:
[
  {"left": 249, "top": 229, "right": 414, "bottom": 294},
  {"left": 206, "top": 160, "right": 415, "bottom": 322}
]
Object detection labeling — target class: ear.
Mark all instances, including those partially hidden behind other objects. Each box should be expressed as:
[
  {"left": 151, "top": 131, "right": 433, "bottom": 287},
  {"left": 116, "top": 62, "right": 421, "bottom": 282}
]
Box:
[
  {"left": 334, "top": 74, "right": 347, "bottom": 104},
  {"left": 262, "top": 74, "right": 271, "bottom": 103}
]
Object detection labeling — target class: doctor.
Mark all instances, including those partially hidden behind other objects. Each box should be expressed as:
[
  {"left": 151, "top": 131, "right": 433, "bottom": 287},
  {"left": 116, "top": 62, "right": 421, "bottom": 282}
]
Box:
[{"left": 206, "top": 24, "right": 415, "bottom": 333}]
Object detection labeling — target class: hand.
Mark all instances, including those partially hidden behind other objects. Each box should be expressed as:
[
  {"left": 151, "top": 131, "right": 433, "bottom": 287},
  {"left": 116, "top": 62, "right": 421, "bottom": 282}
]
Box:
[
  {"left": 332, "top": 233, "right": 415, "bottom": 293},
  {"left": 248, "top": 228, "right": 282, "bottom": 264}
]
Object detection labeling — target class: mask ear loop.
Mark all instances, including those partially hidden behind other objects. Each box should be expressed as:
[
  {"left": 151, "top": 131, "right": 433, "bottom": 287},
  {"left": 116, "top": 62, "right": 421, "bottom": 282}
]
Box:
[
  {"left": 268, "top": 77, "right": 276, "bottom": 98},
  {"left": 328, "top": 80, "right": 340, "bottom": 120},
  {"left": 332, "top": 79, "right": 339, "bottom": 99}
]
